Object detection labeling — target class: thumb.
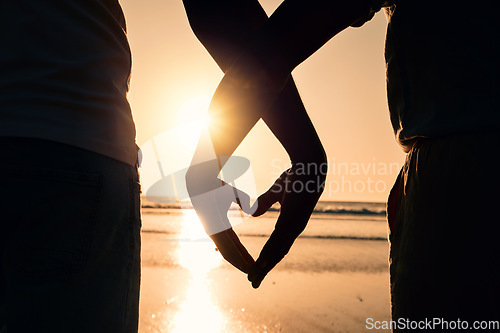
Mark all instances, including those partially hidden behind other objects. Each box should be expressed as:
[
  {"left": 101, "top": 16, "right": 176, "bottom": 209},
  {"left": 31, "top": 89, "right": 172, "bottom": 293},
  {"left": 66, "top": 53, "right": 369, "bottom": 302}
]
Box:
[
  {"left": 250, "top": 190, "right": 279, "bottom": 217},
  {"left": 251, "top": 169, "right": 290, "bottom": 217}
]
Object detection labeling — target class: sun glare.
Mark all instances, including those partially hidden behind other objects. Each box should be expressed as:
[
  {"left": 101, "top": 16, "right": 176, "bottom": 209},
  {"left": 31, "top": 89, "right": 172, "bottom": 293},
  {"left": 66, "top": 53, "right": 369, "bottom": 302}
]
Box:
[
  {"left": 169, "top": 209, "right": 226, "bottom": 333},
  {"left": 173, "top": 94, "right": 212, "bottom": 151},
  {"left": 177, "top": 209, "right": 221, "bottom": 273},
  {"left": 176, "top": 95, "right": 211, "bottom": 127}
]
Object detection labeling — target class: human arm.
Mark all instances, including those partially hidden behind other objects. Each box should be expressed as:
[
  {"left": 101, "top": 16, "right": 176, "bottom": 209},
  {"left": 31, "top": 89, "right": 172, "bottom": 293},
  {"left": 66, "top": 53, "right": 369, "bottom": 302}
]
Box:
[
  {"left": 182, "top": 0, "right": 326, "bottom": 275},
  {"left": 184, "top": 0, "right": 375, "bottom": 281}
]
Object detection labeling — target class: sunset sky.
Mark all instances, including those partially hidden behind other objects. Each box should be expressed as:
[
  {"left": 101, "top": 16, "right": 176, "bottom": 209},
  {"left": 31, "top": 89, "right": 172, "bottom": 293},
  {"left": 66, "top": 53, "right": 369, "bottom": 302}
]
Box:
[{"left": 120, "top": 0, "right": 406, "bottom": 202}]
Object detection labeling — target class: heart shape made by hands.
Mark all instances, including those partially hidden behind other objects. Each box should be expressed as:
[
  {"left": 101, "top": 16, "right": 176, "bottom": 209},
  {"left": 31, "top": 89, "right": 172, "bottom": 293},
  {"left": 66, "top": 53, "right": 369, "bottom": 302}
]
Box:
[{"left": 206, "top": 169, "right": 290, "bottom": 274}]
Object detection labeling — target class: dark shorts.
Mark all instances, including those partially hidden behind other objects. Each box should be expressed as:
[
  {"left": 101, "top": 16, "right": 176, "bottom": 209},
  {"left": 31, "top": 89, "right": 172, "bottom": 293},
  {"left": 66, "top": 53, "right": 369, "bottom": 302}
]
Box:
[
  {"left": 387, "top": 133, "right": 500, "bottom": 330},
  {"left": 0, "top": 138, "right": 141, "bottom": 333}
]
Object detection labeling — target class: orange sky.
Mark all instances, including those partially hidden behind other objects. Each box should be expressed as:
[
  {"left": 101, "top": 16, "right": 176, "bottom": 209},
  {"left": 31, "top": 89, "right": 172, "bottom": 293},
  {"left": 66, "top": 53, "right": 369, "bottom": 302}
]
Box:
[{"left": 121, "top": 0, "right": 406, "bottom": 202}]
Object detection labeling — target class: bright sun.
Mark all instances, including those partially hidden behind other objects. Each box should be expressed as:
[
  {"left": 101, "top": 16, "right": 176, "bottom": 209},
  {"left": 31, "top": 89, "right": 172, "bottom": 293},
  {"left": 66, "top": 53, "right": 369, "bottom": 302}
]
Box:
[
  {"left": 173, "top": 94, "right": 212, "bottom": 152},
  {"left": 176, "top": 94, "right": 211, "bottom": 128}
]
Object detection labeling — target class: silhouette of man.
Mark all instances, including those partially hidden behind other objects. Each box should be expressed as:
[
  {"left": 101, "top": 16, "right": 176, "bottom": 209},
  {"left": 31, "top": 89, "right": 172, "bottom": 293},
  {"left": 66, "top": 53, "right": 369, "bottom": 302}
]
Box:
[
  {"left": 183, "top": 0, "right": 500, "bottom": 328},
  {"left": 0, "top": 1, "right": 140, "bottom": 332}
]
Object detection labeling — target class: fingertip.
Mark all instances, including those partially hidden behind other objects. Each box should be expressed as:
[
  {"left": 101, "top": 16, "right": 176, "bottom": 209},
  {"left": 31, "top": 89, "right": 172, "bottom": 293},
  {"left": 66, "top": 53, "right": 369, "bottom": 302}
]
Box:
[
  {"left": 251, "top": 279, "right": 262, "bottom": 289},
  {"left": 250, "top": 195, "right": 271, "bottom": 217},
  {"left": 247, "top": 269, "right": 261, "bottom": 288},
  {"left": 248, "top": 201, "right": 259, "bottom": 216},
  {"left": 237, "top": 193, "right": 253, "bottom": 215},
  {"left": 248, "top": 265, "right": 266, "bottom": 289}
]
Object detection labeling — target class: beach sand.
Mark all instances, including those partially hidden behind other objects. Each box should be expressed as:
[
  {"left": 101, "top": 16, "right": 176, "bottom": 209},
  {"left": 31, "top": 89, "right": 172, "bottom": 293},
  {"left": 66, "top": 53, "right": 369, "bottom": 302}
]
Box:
[{"left": 138, "top": 209, "right": 391, "bottom": 332}]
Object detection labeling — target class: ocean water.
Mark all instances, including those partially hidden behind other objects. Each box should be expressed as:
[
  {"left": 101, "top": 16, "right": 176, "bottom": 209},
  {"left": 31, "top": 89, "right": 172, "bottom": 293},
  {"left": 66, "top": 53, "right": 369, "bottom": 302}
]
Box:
[
  {"left": 139, "top": 201, "right": 392, "bottom": 333},
  {"left": 141, "top": 200, "right": 389, "bottom": 242}
]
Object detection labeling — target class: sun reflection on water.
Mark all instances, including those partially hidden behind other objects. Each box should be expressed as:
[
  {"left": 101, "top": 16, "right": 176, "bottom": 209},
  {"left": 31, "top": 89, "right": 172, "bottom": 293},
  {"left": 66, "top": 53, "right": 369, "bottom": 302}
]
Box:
[{"left": 170, "top": 209, "right": 225, "bottom": 333}]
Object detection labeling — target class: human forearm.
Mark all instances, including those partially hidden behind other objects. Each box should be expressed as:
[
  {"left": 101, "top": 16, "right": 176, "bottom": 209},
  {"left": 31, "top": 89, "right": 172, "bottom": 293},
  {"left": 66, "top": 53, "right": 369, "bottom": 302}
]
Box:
[
  {"left": 183, "top": 0, "right": 369, "bottom": 279},
  {"left": 207, "top": 0, "right": 371, "bottom": 158}
]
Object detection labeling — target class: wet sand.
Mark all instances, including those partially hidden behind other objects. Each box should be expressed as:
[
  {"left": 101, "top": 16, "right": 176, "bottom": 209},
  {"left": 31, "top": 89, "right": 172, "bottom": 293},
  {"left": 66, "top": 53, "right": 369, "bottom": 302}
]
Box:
[{"left": 139, "top": 227, "right": 391, "bottom": 332}]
